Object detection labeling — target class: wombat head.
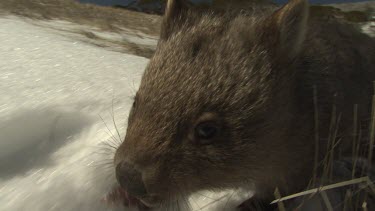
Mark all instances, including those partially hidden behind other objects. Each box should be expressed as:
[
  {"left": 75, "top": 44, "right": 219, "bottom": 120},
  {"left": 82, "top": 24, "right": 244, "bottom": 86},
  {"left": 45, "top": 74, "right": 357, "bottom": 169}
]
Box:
[{"left": 114, "top": 0, "right": 309, "bottom": 207}]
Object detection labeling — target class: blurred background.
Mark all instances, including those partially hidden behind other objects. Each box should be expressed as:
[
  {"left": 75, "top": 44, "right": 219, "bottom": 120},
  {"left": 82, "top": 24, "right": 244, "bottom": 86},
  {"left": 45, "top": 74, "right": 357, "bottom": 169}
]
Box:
[
  {"left": 79, "top": 0, "right": 373, "bottom": 13},
  {"left": 80, "top": 0, "right": 370, "bottom": 6}
]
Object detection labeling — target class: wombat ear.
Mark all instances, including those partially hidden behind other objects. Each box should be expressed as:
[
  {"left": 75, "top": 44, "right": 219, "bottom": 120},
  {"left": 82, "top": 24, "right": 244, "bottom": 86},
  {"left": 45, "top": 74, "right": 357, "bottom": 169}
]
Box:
[
  {"left": 262, "top": 0, "right": 309, "bottom": 59},
  {"left": 160, "top": 0, "right": 192, "bottom": 40}
]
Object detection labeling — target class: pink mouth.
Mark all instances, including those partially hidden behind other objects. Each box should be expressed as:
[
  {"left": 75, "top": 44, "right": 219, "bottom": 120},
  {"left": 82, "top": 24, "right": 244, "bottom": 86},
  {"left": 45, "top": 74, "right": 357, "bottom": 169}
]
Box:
[{"left": 102, "top": 186, "right": 151, "bottom": 210}]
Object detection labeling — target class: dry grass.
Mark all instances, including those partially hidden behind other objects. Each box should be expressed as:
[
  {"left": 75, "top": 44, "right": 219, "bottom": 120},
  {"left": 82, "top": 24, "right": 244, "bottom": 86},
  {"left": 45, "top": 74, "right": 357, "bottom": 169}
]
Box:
[
  {"left": 0, "top": 0, "right": 161, "bottom": 58},
  {"left": 270, "top": 84, "right": 375, "bottom": 211},
  {"left": 310, "top": 5, "right": 372, "bottom": 23},
  {"left": 73, "top": 29, "right": 156, "bottom": 58},
  {"left": 0, "top": 0, "right": 162, "bottom": 36}
]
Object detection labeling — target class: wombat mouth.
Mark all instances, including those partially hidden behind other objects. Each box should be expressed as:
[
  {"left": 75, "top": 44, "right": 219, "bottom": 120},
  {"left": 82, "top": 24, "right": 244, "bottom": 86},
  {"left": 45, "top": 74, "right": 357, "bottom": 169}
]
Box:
[{"left": 102, "top": 186, "right": 151, "bottom": 210}]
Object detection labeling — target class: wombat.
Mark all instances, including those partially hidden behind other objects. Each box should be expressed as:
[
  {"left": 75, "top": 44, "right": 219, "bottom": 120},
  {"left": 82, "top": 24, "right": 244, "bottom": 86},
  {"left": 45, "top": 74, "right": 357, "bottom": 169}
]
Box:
[{"left": 113, "top": 0, "right": 375, "bottom": 210}]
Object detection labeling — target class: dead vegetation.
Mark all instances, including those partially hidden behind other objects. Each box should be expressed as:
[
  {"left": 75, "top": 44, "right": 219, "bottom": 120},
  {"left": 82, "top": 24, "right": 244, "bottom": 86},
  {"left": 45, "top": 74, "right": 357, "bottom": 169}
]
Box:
[
  {"left": 76, "top": 29, "right": 156, "bottom": 58},
  {"left": 271, "top": 86, "right": 375, "bottom": 211},
  {"left": 310, "top": 5, "right": 373, "bottom": 23},
  {"left": 0, "top": 0, "right": 160, "bottom": 58},
  {"left": 0, "top": 0, "right": 162, "bottom": 36}
]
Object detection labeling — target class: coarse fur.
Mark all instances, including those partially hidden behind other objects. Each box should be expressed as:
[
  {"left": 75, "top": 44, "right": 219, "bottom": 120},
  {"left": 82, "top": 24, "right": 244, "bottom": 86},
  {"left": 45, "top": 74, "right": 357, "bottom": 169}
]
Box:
[{"left": 114, "top": 0, "right": 375, "bottom": 209}]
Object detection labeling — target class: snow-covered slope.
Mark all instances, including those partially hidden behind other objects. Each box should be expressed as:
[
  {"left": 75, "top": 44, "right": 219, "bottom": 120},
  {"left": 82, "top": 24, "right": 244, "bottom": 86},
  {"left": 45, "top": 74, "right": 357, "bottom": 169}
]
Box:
[
  {"left": 327, "top": 1, "right": 375, "bottom": 12},
  {"left": 0, "top": 15, "right": 144, "bottom": 211},
  {"left": 0, "top": 16, "right": 250, "bottom": 211},
  {"left": 361, "top": 21, "right": 375, "bottom": 37}
]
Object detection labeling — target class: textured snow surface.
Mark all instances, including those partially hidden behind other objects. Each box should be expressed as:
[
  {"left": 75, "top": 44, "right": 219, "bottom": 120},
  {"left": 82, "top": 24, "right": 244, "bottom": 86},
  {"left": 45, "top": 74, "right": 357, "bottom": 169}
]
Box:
[
  {"left": 361, "top": 21, "right": 375, "bottom": 37},
  {"left": 0, "top": 16, "right": 250, "bottom": 211}
]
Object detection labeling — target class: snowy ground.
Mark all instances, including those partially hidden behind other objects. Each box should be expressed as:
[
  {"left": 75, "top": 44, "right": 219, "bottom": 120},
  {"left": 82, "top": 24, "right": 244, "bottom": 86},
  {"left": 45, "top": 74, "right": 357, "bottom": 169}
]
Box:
[
  {"left": 0, "top": 16, "right": 251, "bottom": 211},
  {"left": 360, "top": 21, "right": 375, "bottom": 37}
]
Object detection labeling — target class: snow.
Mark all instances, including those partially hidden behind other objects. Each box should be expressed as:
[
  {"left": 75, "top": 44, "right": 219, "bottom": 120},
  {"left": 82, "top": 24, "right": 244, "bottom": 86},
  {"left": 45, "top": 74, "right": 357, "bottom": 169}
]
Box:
[
  {"left": 360, "top": 21, "right": 375, "bottom": 37},
  {"left": 0, "top": 16, "right": 249, "bottom": 211}
]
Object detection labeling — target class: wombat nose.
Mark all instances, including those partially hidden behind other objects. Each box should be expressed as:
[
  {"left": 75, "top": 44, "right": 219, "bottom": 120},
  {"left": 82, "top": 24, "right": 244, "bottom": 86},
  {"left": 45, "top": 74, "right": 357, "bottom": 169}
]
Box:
[{"left": 115, "top": 162, "right": 147, "bottom": 198}]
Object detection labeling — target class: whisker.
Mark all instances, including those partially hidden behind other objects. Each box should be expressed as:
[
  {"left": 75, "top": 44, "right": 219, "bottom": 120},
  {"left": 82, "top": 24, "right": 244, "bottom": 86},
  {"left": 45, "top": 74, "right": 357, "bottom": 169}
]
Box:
[
  {"left": 110, "top": 97, "right": 122, "bottom": 142},
  {"left": 224, "top": 190, "right": 236, "bottom": 210},
  {"left": 103, "top": 131, "right": 120, "bottom": 148},
  {"left": 99, "top": 114, "right": 120, "bottom": 144},
  {"left": 175, "top": 181, "right": 191, "bottom": 211},
  {"left": 96, "top": 141, "right": 117, "bottom": 148}
]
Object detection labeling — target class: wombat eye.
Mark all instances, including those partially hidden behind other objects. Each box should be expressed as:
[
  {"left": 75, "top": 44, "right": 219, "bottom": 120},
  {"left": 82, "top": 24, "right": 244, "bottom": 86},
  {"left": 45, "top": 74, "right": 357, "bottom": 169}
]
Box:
[{"left": 195, "top": 122, "right": 219, "bottom": 143}]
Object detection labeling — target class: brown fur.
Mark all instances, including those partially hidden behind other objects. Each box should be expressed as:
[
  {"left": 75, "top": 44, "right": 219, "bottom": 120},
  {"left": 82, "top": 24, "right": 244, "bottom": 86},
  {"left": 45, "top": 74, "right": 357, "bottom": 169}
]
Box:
[{"left": 114, "top": 0, "right": 375, "bottom": 208}]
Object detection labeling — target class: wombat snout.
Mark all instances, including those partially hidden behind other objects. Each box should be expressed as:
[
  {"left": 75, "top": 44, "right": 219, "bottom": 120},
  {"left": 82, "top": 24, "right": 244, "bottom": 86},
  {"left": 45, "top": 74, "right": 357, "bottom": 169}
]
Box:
[{"left": 115, "top": 161, "right": 148, "bottom": 198}]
